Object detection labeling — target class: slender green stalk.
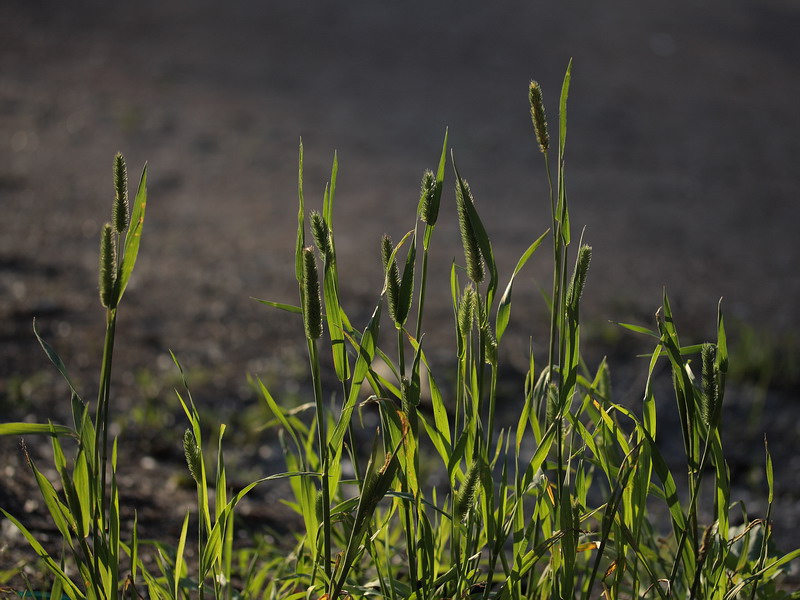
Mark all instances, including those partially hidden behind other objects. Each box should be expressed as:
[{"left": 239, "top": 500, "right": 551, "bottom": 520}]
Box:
[{"left": 307, "top": 339, "right": 331, "bottom": 583}]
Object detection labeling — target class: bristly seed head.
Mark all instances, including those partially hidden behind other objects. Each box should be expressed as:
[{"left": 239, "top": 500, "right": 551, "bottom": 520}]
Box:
[
  {"left": 99, "top": 223, "right": 116, "bottom": 308},
  {"left": 310, "top": 211, "right": 330, "bottom": 259},
  {"left": 567, "top": 244, "right": 592, "bottom": 312},
  {"left": 112, "top": 152, "right": 129, "bottom": 233},
  {"left": 183, "top": 428, "right": 202, "bottom": 485},
  {"left": 301, "top": 246, "right": 323, "bottom": 339},
  {"left": 528, "top": 80, "right": 549, "bottom": 153},
  {"left": 458, "top": 284, "right": 476, "bottom": 338},
  {"left": 418, "top": 169, "right": 439, "bottom": 226},
  {"left": 701, "top": 343, "right": 719, "bottom": 428},
  {"left": 455, "top": 459, "right": 482, "bottom": 522},
  {"left": 455, "top": 178, "right": 484, "bottom": 284},
  {"left": 381, "top": 234, "right": 401, "bottom": 323}
]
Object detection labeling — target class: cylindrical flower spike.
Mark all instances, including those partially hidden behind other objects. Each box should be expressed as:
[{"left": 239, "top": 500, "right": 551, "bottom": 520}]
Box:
[
  {"left": 183, "top": 429, "right": 202, "bottom": 485},
  {"left": 528, "top": 80, "right": 549, "bottom": 153},
  {"left": 701, "top": 343, "right": 718, "bottom": 428},
  {"left": 310, "top": 211, "right": 331, "bottom": 259},
  {"left": 455, "top": 178, "right": 484, "bottom": 284},
  {"left": 381, "top": 234, "right": 401, "bottom": 324},
  {"left": 99, "top": 223, "right": 116, "bottom": 308},
  {"left": 567, "top": 244, "right": 592, "bottom": 311},
  {"left": 458, "top": 284, "right": 476, "bottom": 338},
  {"left": 302, "top": 246, "right": 323, "bottom": 340},
  {"left": 112, "top": 153, "right": 129, "bottom": 233},
  {"left": 418, "top": 169, "right": 439, "bottom": 226},
  {"left": 455, "top": 459, "right": 482, "bottom": 522}
]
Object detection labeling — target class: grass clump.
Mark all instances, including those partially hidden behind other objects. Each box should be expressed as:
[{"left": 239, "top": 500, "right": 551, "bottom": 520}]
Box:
[{"left": 2, "top": 63, "right": 800, "bottom": 600}]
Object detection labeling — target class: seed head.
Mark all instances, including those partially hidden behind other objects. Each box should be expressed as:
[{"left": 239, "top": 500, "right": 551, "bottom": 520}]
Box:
[
  {"left": 701, "top": 343, "right": 719, "bottom": 428},
  {"left": 567, "top": 244, "right": 592, "bottom": 312},
  {"left": 301, "top": 246, "right": 323, "bottom": 339},
  {"left": 484, "top": 324, "right": 498, "bottom": 365},
  {"left": 455, "top": 178, "right": 484, "bottom": 284},
  {"left": 99, "top": 223, "right": 116, "bottom": 308},
  {"left": 455, "top": 459, "right": 482, "bottom": 522},
  {"left": 310, "top": 211, "right": 330, "bottom": 259},
  {"left": 183, "top": 428, "right": 202, "bottom": 485},
  {"left": 528, "top": 80, "right": 549, "bottom": 153},
  {"left": 418, "top": 169, "right": 439, "bottom": 226},
  {"left": 381, "top": 234, "right": 402, "bottom": 323},
  {"left": 458, "top": 284, "right": 476, "bottom": 339},
  {"left": 112, "top": 153, "right": 129, "bottom": 233}
]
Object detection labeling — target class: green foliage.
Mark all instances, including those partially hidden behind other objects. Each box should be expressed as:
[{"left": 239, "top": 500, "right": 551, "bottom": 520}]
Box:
[{"left": 3, "top": 65, "right": 799, "bottom": 600}]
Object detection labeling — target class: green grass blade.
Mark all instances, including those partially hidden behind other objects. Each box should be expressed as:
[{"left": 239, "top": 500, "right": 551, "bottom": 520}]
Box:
[
  {"left": 558, "top": 59, "right": 572, "bottom": 161},
  {"left": 0, "top": 509, "right": 85, "bottom": 600},
  {"left": 118, "top": 163, "right": 147, "bottom": 303},
  {"left": 296, "top": 140, "right": 305, "bottom": 285},
  {"left": 251, "top": 298, "right": 303, "bottom": 314},
  {"left": 496, "top": 230, "right": 548, "bottom": 344},
  {"left": 0, "top": 422, "right": 76, "bottom": 437},
  {"left": 32, "top": 319, "right": 82, "bottom": 402}
]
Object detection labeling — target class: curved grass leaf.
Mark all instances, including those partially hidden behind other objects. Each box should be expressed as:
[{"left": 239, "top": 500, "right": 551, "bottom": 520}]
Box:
[
  {"left": 118, "top": 163, "right": 147, "bottom": 303},
  {"left": 496, "top": 230, "right": 548, "bottom": 343}
]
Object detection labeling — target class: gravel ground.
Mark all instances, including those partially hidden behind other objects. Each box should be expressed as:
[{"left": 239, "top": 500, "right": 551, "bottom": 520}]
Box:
[{"left": 1, "top": 0, "right": 799, "bottom": 583}]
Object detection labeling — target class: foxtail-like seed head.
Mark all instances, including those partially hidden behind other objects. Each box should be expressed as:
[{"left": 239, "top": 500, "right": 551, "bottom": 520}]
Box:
[
  {"left": 112, "top": 153, "right": 129, "bottom": 233},
  {"left": 528, "top": 80, "right": 549, "bottom": 153},
  {"left": 381, "top": 234, "right": 401, "bottom": 323},
  {"left": 310, "top": 211, "right": 330, "bottom": 259},
  {"left": 484, "top": 324, "right": 498, "bottom": 365},
  {"left": 301, "top": 246, "right": 323, "bottom": 339},
  {"left": 99, "top": 223, "right": 116, "bottom": 308},
  {"left": 418, "top": 169, "right": 439, "bottom": 225},
  {"left": 567, "top": 244, "right": 592, "bottom": 312},
  {"left": 458, "top": 284, "right": 476, "bottom": 338},
  {"left": 701, "top": 343, "right": 718, "bottom": 428},
  {"left": 455, "top": 459, "right": 482, "bottom": 522},
  {"left": 455, "top": 178, "right": 484, "bottom": 284},
  {"left": 183, "top": 429, "right": 202, "bottom": 485}
]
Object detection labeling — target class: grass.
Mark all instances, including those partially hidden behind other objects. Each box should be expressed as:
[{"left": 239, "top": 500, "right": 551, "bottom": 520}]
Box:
[{"left": 2, "top": 63, "right": 799, "bottom": 599}]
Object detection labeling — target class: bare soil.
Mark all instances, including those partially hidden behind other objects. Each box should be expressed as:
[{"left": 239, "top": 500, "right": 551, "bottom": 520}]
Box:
[{"left": 2, "top": 0, "right": 799, "bottom": 584}]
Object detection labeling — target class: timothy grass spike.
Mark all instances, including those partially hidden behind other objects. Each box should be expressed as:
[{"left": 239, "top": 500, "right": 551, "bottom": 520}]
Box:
[
  {"left": 567, "top": 244, "right": 592, "bottom": 311},
  {"left": 455, "top": 458, "right": 482, "bottom": 522},
  {"left": 455, "top": 178, "right": 484, "bottom": 284},
  {"left": 112, "top": 152, "right": 129, "bottom": 233},
  {"left": 310, "top": 210, "right": 330, "bottom": 259},
  {"left": 701, "top": 343, "right": 718, "bottom": 428},
  {"left": 99, "top": 223, "right": 116, "bottom": 308},
  {"left": 529, "top": 80, "right": 550, "bottom": 153},
  {"left": 381, "top": 234, "right": 402, "bottom": 323},
  {"left": 183, "top": 428, "right": 202, "bottom": 485},
  {"left": 301, "top": 246, "right": 323, "bottom": 339},
  {"left": 458, "top": 284, "right": 476, "bottom": 338},
  {"left": 418, "top": 169, "right": 439, "bottom": 225}
]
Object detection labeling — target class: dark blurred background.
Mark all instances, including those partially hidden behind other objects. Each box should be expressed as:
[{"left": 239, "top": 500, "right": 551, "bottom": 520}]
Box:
[{"left": 2, "top": 0, "right": 800, "bottom": 550}]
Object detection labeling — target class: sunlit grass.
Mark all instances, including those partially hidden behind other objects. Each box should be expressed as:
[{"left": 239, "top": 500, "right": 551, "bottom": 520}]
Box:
[{"left": 2, "top": 63, "right": 799, "bottom": 600}]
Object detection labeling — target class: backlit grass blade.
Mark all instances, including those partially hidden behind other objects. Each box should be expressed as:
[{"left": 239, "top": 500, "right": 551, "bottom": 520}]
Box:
[
  {"left": 173, "top": 512, "right": 190, "bottom": 600},
  {"left": 296, "top": 140, "right": 306, "bottom": 286},
  {"left": 330, "top": 301, "right": 382, "bottom": 456},
  {"left": 0, "top": 509, "right": 84, "bottom": 600},
  {"left": 319, "top": 153, "right": 351, "bottom": 381},
  {"left": 0, "top": 422, "right": 76, "bottom": 437},
  {"left": 32, "top": 319, "right": 82, "bottom": 402},
  {"left": 118, "top": 163, "right": 148, "bottom": 302},
  {"left": 252, "top": 298, "right": 303, "bottom": 314},
  {"left": 496, "top": 230, "right": 548, "bottom": 344}
]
